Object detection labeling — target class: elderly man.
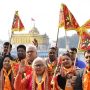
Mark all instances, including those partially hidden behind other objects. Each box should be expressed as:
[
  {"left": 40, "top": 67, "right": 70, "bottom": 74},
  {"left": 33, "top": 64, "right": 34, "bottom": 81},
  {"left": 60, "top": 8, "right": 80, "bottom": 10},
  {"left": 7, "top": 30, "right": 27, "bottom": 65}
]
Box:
[{"left": 26, "top": 45, "right": 37, "bottom": 65}]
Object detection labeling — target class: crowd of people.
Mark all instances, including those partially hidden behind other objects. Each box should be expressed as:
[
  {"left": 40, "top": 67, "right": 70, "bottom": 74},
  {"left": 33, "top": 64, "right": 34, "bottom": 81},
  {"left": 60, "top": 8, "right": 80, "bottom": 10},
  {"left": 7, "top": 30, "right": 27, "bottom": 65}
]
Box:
[{"left": 0, "top": 41, "right": 89, "bottom": 90}]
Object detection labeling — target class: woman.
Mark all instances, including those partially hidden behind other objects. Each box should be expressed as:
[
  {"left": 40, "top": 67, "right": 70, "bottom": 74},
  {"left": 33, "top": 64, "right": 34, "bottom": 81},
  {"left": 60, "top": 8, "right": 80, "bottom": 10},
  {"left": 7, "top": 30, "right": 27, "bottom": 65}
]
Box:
[
  {"left": 0, "top": 55, "right": 14, "bottom": 90},
  {"left": 52, "top": 52, "right": 77, "bottom": 90},
  {"left": 14, "top": 57, "right": 52, "bottom": 90}
]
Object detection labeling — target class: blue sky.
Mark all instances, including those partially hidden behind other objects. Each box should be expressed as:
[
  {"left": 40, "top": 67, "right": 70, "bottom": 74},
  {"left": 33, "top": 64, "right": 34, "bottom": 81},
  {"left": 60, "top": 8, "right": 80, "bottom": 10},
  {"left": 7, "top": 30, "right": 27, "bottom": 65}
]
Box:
[{"left": 0, "top": 0, "right": 90, "bottom": 42}]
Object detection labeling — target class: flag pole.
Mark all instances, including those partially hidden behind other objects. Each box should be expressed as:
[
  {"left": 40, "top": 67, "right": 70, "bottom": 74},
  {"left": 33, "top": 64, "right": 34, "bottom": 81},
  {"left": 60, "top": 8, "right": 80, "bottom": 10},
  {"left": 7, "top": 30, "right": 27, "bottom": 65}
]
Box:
[
  {"left": 65, "top": 30, "right": 69, "bottom": 50},
  {"left": 52, "top": 27, "right": 60, "bottom": 90},
  {"left": 9, "top": 31, "right": 13, "bottom": 43},
  {"left": 56, "top": 27, "right": 59, "bottom": 57},
  {"left": 7, "top": 29, "right": 12, "bottom": 55},
  {"left": 74, "top": 28, "right": 82, "bottom": 67}
]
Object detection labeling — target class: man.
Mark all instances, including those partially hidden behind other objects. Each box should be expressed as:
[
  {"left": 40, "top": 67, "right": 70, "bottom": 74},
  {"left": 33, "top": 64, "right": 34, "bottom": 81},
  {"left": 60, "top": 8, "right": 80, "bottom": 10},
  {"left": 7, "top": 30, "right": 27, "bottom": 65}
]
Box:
[
  {"left": 26, "top": 45, "right": 37, "bottom": 65},
  {"left": 45, "top": 47, "right": 58, "bottom": 76},
  {"left": 1, "top": 42, "right": 14, "bottom": 60},
  {"left": 46, "top": 47, "right": 57, "bottom": 63},
  {"left": 74, "top": 50, "right": 90, "bottom": 90},
  {"left": 12, "top": 45, "right": 32, "bottom": 77},
  {"left": 67, "top": 47, "right": 86, "bottom": 68},
  {"left": 12, "top": 45, "right": 26, "bottom": 77},
  {"left": 17, "top": 44, "right": 26, "bottom": 62}
]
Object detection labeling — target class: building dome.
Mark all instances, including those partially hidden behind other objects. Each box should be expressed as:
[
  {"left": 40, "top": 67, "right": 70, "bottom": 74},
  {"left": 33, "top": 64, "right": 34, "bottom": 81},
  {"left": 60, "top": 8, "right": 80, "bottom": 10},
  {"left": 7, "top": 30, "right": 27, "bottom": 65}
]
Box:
[{"left": 29, "top": 26, "right": 39, "bottom": 35}]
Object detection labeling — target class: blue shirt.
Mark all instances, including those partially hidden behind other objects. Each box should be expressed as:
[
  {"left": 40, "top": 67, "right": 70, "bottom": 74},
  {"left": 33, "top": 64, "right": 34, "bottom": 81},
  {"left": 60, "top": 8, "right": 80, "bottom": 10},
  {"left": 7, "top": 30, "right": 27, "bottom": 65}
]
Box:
[{"left": 75, "top": 58, "right": 86, "bottom": 68}]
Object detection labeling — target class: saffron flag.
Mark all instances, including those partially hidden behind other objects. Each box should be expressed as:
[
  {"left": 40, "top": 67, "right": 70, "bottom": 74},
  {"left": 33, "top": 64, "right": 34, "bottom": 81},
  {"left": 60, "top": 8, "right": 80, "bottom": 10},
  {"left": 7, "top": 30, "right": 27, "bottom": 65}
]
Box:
[
  {"left": 78, "top": 31, "right": 90, "bottom": 51},
  {"left": 11, "top": 11, "right": 25, "bottom": 31},
  {"left": 58, "top": 4, "right": 64, "bottom": 28},
  {"left": 82, "top": 19, "right": 90, "bottom": 29},
  {"left": 59, "top": 4, "right": 79, "bottom": 30},
  {"left": 76, "top": 26, "right": 86, "bottom": 36},
  {"left": 76, "top": 19, "right": 90, "bottom": 35}
]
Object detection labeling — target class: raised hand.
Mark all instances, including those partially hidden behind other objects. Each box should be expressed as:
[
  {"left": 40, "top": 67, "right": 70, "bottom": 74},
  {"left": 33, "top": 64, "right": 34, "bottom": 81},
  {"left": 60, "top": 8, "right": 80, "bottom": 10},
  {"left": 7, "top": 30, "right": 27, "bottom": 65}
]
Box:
[{"left": 18, "top": 60, "right": 25, "bottom": 74}]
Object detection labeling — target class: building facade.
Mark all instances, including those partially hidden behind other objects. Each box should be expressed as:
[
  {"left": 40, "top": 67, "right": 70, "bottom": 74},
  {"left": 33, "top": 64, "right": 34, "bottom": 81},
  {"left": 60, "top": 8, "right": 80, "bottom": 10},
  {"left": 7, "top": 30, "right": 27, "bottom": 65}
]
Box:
[{"left": 11, "top": 26, "right": 49, "bottom": 51}]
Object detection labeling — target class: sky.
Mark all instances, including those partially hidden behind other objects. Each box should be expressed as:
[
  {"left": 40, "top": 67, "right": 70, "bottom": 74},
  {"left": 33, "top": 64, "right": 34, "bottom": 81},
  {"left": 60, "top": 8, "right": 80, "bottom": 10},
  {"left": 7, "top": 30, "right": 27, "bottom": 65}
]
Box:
[{"left": 0, "top": 0, "right": 90, "bottom": 42}]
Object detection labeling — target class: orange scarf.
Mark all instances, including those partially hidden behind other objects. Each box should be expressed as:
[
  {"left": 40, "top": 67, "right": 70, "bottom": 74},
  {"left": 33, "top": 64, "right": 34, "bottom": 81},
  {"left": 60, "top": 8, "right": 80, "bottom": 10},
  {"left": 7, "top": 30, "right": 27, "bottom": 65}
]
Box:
[
  {"left": 83, "top": 69, "right": 90, "bottom": 90},
  {"left": 3, "top": 68, "right": 12, "bottom": 90},
  {"left": 48, "top": 60, "right": 57, "bottom": 70},
  {"left": 63, "top": 67, "right": 75, "bottom": 90},
  {"left": 35, "top": 72, "right": 46, "bottom": 90},
  {"left": 48, "top": 60, "right": 57, "bottom": 76},
  {"left": 63, "top": 67, "right": 75, "bottom": 75}
]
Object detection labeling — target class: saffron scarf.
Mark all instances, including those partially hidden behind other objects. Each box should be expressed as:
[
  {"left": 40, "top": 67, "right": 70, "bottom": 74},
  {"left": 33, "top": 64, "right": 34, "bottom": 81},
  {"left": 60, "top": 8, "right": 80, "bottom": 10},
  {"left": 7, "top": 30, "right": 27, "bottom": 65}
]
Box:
[
  {"left": 0, "top": 69, "right": 4, "bottom": 90},
  {"left": 63, "top": 67, "right": 75, "bottom": 90},
  {"left": 35, "top": 72, "right": 46, "bottom": 90},
  {"left": 32, "top": 69, "right": 49, "bottom": 90},
  {"left": 48, "top": 60, "right": 57, "bottom": 76},
  {"left": 48, "top": 60, "right": 57, "bottom": 70},
  {"left": 83, "top": 68, "right": 90, "bottom": 90},
  {"left": 3, "top": 68, "right": 12, "bottom": 90}
]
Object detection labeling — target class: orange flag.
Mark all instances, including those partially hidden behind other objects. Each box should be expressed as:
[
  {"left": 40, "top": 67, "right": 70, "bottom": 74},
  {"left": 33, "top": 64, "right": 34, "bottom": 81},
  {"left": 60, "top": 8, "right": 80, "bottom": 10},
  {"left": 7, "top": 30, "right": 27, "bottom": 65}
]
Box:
[
  {"left": 76, "top": 19, "right": 90, "bottom": 35},
  {"left": 58, "top": 4, "right": 64, "bottom": 28},
  {"left": 11, "top": 11, "right": 25, "bottom": 31},
  {"left": 82, "top": 19, "right": 90, "bottom": 29},
  {"left": 78, "top": 31, "right": 90, "bottom": 51},
  {"left": 59, "top": 4, "right": 79, "bottom": 30}
]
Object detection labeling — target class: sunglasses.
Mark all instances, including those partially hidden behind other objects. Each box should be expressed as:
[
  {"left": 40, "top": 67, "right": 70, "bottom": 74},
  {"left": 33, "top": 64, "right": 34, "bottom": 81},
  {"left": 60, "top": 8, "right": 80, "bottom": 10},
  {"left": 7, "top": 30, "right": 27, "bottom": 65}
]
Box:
[{"left": 85, "top": 56, "right": 90, "bottom": 59}]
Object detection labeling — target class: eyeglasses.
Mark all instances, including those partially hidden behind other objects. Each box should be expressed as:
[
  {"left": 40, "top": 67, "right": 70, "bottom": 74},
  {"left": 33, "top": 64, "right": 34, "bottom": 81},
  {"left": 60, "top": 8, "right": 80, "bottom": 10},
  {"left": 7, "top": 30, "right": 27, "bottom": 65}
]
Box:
[
  {"left": 85, "top": 56, "right": 90, "bottom": 59},
  {"left": 34, "top": 64, "right": 44, "bottom": 68}
]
